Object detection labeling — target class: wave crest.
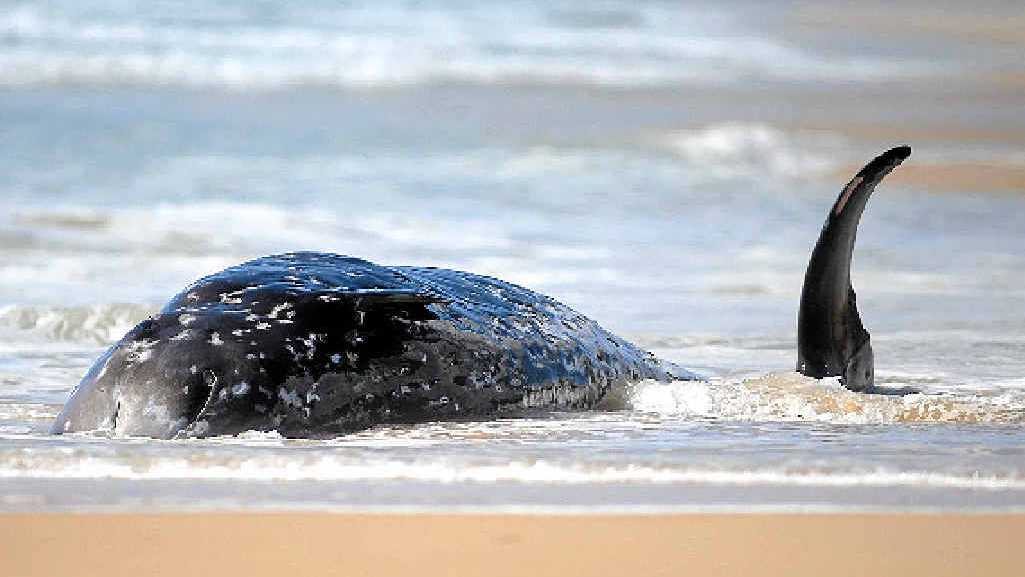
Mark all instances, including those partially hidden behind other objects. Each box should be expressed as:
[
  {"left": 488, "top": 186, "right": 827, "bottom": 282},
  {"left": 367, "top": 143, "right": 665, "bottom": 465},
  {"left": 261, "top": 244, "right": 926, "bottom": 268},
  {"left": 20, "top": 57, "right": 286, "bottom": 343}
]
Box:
[
  {"left": 0, "top": 304, "right": 153, "bottom": 344},
  {"left": 663, "top": 124, "right": 839, "bottom": 179},
  {"left": 2, "top": 448, "right": 1023, "bottom": 491},
  {"left": 0, "top": 5, "right": 937, "bottom": 88}
]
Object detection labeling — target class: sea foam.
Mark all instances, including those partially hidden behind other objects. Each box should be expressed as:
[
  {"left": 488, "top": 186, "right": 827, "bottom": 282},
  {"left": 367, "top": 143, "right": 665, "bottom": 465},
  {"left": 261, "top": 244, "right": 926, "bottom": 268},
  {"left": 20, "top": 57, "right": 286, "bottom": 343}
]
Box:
[{"left": 630, "top": 374, "right": 1025, "bottom": 425}]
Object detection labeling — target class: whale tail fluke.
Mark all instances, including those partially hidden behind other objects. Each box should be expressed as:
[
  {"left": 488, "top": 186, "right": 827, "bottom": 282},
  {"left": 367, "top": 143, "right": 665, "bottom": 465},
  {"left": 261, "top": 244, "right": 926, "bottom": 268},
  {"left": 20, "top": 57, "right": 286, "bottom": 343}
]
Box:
[{"left": 797, "top": 146, "right": 911, "bottom": 392}]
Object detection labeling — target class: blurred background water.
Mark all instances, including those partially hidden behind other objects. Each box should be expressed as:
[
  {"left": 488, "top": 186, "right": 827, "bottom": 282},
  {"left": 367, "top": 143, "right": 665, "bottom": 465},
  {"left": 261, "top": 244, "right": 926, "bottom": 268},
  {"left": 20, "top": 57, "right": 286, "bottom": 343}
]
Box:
[{"left": 2, "top": 0, "right": 1025, "bottom": 511}]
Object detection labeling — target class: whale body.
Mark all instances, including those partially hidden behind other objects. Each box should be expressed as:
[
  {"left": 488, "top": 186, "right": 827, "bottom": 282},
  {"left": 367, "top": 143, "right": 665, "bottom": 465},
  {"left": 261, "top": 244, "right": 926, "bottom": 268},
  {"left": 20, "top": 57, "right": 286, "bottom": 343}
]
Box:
[
  {"left": 52, "top": 146, "right": 910, "bottom": 439},
  {"left": 52, "top": 253, "right": 695, "bottom": 438}
]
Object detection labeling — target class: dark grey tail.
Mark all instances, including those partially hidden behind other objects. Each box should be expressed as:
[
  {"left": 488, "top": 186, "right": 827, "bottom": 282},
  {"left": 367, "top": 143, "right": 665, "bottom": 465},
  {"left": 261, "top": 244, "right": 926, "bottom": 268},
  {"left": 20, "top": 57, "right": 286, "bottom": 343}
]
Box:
[{"left": 797, "top": 146, "right": 911, "bottom": 391}]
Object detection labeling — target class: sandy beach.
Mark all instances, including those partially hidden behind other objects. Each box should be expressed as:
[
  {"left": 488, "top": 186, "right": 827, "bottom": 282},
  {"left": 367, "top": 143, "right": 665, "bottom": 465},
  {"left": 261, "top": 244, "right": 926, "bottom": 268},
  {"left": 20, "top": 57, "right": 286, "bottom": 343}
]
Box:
[{"left": 3, "top": 512, "right": 1022, "bottom": 577}]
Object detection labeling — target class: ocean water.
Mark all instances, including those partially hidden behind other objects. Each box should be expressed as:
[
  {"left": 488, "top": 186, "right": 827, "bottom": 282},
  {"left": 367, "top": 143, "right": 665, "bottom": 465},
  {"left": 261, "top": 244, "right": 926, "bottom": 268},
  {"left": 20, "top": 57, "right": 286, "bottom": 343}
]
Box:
[{"left": 2, "top": 0, "right": 1025, "bottom": 512}]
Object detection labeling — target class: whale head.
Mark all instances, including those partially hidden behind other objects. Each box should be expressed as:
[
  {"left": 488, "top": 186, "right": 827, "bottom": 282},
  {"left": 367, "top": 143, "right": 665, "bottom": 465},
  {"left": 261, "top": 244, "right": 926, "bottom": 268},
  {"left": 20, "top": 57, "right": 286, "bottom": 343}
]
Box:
[
  {"left": 49, "top": 271, "right": 442, "bottom": 439},
  {"left": 50, "top": 316, "right": 231, "bottom": 439}
]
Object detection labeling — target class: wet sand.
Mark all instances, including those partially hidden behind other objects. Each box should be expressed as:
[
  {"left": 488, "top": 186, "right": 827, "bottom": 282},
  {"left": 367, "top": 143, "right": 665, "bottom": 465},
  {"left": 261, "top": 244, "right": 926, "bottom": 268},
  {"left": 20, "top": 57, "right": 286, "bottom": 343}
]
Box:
[{"left": 2, "top": 512, "right": 1021, "bottom": 577}]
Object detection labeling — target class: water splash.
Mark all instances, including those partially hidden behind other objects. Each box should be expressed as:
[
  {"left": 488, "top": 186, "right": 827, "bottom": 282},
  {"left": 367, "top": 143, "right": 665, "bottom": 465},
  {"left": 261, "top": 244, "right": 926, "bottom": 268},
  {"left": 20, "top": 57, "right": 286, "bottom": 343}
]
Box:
[{"left": 630, "top": 373, "right": 1025, "bottom": 425}]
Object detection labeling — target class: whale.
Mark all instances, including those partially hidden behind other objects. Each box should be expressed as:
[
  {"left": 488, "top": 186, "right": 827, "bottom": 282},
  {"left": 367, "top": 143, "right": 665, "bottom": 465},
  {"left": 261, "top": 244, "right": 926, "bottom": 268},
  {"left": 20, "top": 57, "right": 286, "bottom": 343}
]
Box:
[{"left": 51, "top": 147, "right": 911, "bottom": 439}]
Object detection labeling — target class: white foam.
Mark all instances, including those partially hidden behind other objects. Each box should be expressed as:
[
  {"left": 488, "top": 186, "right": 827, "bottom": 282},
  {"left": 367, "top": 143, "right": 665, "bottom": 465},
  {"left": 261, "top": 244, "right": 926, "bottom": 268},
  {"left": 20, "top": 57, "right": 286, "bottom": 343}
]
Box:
[
  {"left": 1, "top": 449, "right": 1022, "bottom": 491},
  {"left": 629, "top": 374, "right": 1025, "bottom": 425}
]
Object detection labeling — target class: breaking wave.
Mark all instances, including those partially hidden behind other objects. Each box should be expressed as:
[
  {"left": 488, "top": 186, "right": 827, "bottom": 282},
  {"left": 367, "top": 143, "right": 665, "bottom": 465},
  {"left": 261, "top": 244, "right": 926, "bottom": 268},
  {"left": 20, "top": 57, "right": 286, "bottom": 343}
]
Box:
[
  {"left": 0, "top": 3, "right": 939, "bottom": 88},
  {"left": 0, "top": 304, "right": 153, "bottom": 344},
  {"left": 2, "top": 444, "right": 1023, "bottom": 491},
  {"left": 662, "top": 124, "right": 840, "bottom": 180}
]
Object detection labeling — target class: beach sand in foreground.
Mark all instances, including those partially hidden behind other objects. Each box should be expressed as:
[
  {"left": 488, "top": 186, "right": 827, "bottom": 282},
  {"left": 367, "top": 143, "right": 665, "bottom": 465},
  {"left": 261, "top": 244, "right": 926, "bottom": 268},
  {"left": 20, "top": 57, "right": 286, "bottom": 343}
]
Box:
[{"left": 2, "top": 512, "right": 1020, "bottom": 577}]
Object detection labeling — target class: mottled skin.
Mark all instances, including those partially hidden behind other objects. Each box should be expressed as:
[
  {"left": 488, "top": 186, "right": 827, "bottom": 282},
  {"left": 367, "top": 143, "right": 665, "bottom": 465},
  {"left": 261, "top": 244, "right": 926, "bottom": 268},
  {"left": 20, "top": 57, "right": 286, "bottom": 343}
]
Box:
[{"left": 52, "top": 253, "right": 694, "bottom": 438}]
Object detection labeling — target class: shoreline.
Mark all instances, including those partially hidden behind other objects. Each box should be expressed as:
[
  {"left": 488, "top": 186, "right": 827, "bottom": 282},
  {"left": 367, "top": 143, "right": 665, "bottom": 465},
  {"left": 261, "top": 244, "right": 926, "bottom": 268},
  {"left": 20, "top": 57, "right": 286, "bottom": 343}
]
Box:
[{"left": 3, "top": 511, "right": 1022, "bottom": 576}]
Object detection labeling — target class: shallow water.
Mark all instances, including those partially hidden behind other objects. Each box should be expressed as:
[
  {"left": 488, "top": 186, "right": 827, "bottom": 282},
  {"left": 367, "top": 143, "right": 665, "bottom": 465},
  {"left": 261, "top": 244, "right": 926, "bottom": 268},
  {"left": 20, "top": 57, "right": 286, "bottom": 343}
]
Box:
[{"left": 2, "top": 0, "right": 1025, "bottom": 512}]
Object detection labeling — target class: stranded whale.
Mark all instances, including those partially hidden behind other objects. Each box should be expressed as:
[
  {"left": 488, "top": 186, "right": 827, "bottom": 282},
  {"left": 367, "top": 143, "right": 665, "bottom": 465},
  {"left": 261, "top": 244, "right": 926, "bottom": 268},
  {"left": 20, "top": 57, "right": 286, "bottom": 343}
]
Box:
[{"left": 52, "top": 147, "right": 911, "bottom": 439}]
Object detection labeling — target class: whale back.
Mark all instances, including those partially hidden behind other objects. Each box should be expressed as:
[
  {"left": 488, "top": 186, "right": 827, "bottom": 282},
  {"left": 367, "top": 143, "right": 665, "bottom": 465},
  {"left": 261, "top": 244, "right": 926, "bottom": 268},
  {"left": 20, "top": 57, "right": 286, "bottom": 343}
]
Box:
[{"left": 53, "top": 252, "right": 688, "bottom": 438}]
